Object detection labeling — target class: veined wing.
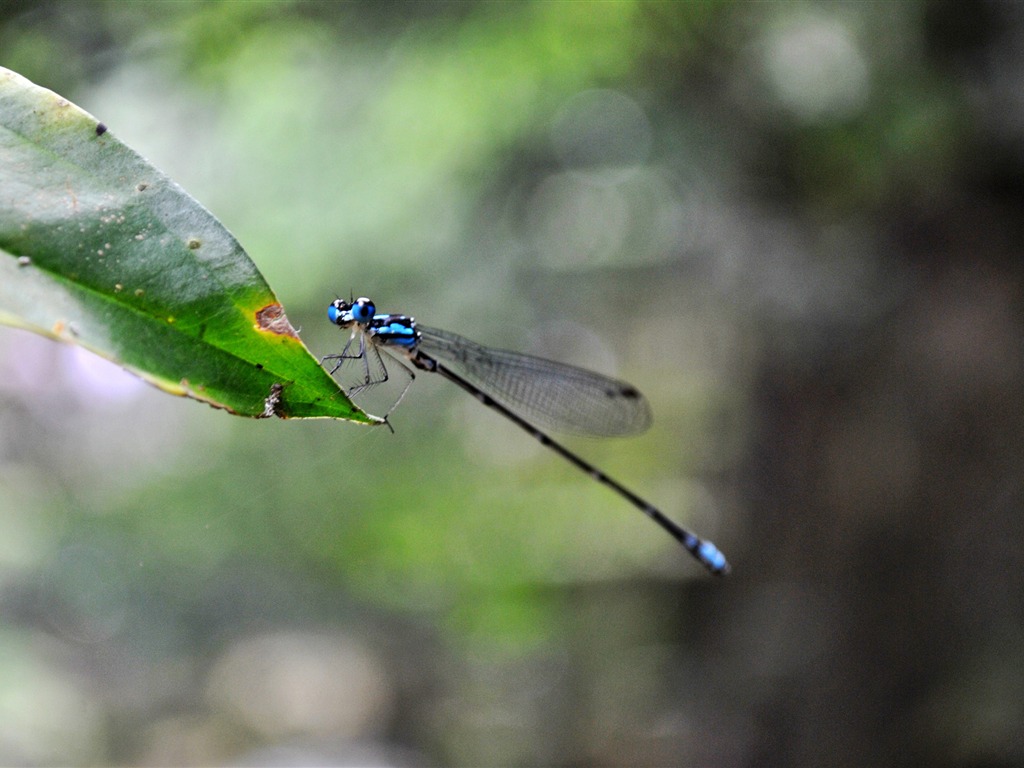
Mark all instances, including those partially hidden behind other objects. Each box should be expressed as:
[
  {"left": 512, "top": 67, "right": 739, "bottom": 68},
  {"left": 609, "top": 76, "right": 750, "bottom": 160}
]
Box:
[{"left": 416, "top": 325, "right": 652, "bottom": 437}]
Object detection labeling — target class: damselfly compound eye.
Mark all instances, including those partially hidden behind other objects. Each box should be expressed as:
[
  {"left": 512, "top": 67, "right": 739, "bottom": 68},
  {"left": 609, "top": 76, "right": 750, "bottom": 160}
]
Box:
[
  {"left": 352, "top": 297, "right": 376, "bottom": 324},
  {"left": 327, "top": 299, "right": 350, "bottom": 326}
]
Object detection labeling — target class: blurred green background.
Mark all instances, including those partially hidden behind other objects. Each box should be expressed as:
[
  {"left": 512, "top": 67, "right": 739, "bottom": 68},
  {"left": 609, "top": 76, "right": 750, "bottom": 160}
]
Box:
[{"left": 2, "top": 1, "right": 1023, "bottom": 765}]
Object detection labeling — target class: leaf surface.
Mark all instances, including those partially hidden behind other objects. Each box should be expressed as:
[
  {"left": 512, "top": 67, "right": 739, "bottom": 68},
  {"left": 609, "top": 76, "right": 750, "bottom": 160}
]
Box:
[{"left": 0, "top": 67, "right": 374, "bottom": 422}]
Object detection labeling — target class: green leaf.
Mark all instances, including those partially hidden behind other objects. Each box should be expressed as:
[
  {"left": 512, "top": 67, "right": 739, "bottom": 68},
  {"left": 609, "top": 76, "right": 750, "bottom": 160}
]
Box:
[{"left": 0, "top": 67, "right": 377, "bottom": 423}]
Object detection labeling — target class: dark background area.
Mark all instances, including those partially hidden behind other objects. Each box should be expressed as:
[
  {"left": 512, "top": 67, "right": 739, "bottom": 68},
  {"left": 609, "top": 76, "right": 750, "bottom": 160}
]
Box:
[{"left": 1, "top": 1, "right": 1022, "bottom": 766}]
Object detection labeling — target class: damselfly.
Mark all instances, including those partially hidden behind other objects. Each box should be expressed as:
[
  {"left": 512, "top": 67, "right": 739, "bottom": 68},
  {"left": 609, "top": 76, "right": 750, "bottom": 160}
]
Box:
[{"left": 324, "top": 297, "right": 730, "bottom": 575}]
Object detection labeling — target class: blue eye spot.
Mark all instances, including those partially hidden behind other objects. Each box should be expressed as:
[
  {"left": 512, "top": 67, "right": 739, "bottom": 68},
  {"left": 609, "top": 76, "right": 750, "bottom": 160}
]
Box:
[
  {"left": 327, "top": 304, "right": 341, "bottom": 324},
  {"left": 353, "top": 298, "right": 376, "bottom": 323}
]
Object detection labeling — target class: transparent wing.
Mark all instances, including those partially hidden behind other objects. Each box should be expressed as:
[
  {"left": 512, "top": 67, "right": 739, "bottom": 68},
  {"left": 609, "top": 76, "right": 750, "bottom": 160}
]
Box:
[{"left": 416, "top": 325, "right": 652, "bottom": 437}]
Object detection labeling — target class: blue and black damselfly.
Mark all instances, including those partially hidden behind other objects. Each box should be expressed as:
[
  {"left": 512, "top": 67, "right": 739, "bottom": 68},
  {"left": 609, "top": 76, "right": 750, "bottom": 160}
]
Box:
[{"left": 323, "top": 297, "right": 730, "bottom": 575}]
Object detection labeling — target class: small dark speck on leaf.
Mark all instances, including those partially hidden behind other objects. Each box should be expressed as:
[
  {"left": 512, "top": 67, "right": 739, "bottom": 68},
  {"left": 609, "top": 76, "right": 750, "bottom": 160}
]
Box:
[
  {"left": 255, "top": 363, "right": 264, "bottom": 370},
  {"left": 136, "top": 183, "right": 148, "bottom": 192},
  {"left": 187, "top": 238, "right": 201, "bottom": 250},
  {"left": 95, "top": 122, "right": 107, "bottom": 136}
]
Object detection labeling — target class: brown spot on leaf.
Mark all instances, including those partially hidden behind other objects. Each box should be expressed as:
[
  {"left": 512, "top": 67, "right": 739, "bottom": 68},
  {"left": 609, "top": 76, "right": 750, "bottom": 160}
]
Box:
[
  {"left": 49, "top": 319, "right": 78, "bottom": 338},
  {"left": 187, "top": 238, "right": 201, "bottom": 250},
  {"left": 255, "top": 304, "right": 299, "bottom": 339}
]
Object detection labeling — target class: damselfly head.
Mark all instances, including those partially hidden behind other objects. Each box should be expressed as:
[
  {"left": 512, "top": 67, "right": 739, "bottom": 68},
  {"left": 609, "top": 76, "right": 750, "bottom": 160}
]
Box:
[{"left": 327, "top": 296, "right": 376, "bottom": 328}]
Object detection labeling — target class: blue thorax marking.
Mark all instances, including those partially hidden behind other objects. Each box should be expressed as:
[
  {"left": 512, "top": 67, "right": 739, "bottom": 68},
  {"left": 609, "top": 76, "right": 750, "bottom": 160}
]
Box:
[{"left": 370, "top": 314, "right": 418, "bottom": 348}]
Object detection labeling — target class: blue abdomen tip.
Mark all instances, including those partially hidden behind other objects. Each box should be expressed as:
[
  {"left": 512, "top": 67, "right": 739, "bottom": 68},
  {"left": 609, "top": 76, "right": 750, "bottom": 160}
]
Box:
[{"left": 699, "top": 541, "right": 729, "bottom": 574}]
